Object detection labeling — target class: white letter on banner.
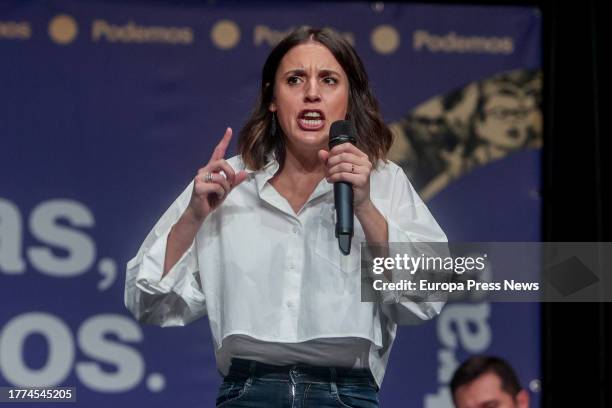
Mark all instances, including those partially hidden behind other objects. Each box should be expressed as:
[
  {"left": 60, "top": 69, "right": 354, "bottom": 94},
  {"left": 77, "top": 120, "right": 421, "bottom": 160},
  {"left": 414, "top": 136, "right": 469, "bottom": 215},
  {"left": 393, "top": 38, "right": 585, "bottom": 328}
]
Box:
[
  {"left": 27, "top": 199, "right": 96, "bottom": 276},
  {"left": 0, "top": 312, "right": 74, "bottom": 386},
  {"left": 437, "top": 303, "right": 491, "bottom": 352},
  {"left": 0, "top": 199, "right": 26, "bottom": 274},
  {"left": 76, "top": 315, "right": 144, "bottom": 392},
  {"left": 424, "top": 386, "right": 453, "bottom": 408},
  {"left": 437, "top": 348, "right": 460, "bottom": 384}
]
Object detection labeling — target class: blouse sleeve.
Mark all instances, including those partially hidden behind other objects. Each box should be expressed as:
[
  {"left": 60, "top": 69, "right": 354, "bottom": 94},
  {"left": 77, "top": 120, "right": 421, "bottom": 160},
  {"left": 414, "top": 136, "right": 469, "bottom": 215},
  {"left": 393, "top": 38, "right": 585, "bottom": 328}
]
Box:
[
  {"left": 124, "top": 181, "right": 207, "bottom": 327},
  {"left": 379, "top": 164, "right": 448, "bottom": 325}
]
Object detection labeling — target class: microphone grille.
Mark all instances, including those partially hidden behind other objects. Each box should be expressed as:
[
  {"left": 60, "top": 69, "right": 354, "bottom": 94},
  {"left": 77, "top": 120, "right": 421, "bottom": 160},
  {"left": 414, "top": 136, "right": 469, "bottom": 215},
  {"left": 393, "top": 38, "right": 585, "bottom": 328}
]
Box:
[{"left": 329, "top": 120, "right": 357, "bottom": 148}]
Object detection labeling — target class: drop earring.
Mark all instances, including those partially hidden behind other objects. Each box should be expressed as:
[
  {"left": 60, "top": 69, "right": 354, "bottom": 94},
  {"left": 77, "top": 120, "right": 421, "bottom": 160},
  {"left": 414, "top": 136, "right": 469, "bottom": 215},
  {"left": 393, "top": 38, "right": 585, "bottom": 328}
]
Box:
[{"left": 270, "top": 112, "right": 277, "bottom": 136}]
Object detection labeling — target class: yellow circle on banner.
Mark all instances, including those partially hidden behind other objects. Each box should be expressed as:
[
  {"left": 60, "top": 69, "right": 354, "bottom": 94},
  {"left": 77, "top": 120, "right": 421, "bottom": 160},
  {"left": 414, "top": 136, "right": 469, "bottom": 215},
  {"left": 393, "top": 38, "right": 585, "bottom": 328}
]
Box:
[
  {"left": 371, "top": 24, "right": 400, "bottom": 55},
  {"left": 48, "top": 15, "right": 78, "bottom": 45},
  {"left": 211, "top": 20, "right": 240, "bottom": 49}
]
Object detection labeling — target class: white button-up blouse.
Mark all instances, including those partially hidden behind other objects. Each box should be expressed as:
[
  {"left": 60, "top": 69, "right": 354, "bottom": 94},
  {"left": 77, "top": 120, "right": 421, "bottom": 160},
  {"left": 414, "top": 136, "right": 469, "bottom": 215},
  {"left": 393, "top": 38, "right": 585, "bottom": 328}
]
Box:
[{"left": 124, "top": 154, "right": 447, "bottom": 387}]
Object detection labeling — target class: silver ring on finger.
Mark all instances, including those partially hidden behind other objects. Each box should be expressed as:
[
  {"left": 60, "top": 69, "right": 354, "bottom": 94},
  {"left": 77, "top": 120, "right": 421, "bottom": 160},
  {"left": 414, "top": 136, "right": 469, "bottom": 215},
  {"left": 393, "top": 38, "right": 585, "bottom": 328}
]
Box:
[{"left": 204, "top": 172, "right": 213, "bottom": 183}]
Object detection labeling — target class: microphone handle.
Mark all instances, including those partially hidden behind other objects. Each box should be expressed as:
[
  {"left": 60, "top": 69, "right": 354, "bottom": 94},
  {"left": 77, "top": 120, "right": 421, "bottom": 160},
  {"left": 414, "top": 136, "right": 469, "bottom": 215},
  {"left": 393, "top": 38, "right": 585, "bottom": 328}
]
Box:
[{"left": 334, "top": 181, "right": 353, "bottom": 255}]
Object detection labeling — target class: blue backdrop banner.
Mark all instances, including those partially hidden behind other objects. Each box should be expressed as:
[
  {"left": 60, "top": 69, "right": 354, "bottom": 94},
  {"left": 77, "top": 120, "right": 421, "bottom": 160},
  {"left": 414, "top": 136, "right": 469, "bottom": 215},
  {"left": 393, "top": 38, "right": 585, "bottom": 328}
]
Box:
[{"left": 0, "top": 1, "right": 541, "bottom": 406}]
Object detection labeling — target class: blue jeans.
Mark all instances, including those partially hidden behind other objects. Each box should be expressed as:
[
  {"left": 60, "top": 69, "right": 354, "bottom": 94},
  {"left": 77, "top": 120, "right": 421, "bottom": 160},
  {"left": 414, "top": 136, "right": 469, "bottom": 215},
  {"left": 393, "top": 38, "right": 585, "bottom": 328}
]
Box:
[{"left": 216, "top": 358, "right": 380, "bottom": 407}]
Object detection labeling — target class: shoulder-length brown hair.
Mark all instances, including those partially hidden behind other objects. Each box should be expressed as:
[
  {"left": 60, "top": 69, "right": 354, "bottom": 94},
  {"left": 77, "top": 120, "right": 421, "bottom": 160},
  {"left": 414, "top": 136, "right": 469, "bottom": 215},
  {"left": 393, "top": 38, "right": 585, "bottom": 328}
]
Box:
[{"left": 238, "top": 26, "right": 393, "bottom": 170}]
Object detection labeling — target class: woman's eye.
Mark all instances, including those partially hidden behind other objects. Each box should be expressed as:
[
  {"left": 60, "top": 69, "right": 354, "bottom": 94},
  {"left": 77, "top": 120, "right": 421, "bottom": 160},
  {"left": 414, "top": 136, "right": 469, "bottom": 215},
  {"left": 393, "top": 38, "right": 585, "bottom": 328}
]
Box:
[
  {"left": 323, "top": 77, "right": 338, "bottom": 85},
  {"left": 287, "top": 76, "right": 302, "bottom": 85}
]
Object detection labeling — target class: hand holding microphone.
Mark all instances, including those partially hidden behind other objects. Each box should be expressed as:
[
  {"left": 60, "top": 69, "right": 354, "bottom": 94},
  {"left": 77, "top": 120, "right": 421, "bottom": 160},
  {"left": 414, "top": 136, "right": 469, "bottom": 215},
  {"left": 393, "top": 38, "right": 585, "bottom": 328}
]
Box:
[{"left": 318, "top": 120, "right": 374, "bottom": 255}]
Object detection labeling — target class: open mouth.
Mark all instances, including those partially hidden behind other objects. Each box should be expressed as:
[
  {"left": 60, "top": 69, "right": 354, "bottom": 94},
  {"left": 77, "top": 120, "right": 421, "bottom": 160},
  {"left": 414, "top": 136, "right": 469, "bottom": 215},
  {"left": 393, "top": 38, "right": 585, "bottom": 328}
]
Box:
[{"left": 297, "top": 109, "right": 325, "bottom": 131}]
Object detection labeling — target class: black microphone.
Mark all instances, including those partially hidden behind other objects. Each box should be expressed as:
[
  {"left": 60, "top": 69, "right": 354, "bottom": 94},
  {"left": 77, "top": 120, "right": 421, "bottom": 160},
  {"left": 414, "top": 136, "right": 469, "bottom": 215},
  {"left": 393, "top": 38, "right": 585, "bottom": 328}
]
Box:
[{"left": 329, "top": 120, "right": 357, "bottom": 255}]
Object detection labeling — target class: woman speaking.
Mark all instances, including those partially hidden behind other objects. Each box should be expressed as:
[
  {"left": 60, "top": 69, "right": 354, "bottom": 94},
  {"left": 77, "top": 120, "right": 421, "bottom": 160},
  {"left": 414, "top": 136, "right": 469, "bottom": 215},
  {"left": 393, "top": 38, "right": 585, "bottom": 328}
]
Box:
[{"left": 125, "top": 26, "right": 446, "bottom": 407}]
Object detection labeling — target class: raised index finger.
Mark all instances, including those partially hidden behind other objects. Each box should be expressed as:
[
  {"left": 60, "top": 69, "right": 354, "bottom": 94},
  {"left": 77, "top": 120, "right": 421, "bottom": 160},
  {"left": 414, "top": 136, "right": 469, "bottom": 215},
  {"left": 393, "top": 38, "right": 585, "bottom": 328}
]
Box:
[{"left": 210, "top": 127, "right": 233, "bottom": 162}]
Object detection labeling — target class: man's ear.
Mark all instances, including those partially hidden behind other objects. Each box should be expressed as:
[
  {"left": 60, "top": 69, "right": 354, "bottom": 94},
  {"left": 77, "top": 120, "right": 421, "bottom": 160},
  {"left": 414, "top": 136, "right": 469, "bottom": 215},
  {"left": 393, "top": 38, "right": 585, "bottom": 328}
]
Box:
[{"left": 515, "top": 389, "right": 530, "bottom": 408}]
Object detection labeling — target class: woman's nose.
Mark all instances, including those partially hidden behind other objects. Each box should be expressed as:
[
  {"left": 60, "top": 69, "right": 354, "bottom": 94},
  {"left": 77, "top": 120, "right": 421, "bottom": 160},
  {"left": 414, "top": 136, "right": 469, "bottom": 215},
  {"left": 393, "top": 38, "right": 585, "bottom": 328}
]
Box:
[{"left": 304, "top": 79, "right": 321, "bottom": 102}]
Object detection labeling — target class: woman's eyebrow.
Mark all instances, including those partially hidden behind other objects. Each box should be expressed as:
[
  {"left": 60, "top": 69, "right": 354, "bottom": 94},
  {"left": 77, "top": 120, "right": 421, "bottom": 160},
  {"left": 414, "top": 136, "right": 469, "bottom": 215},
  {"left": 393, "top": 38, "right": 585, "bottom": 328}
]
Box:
[
  {"left": 318, "top": 69, "right": 341, "bottom": 77},
  {"left": 282, "top": 68, "right": 307, "bottom": 77},
  {"left": 281, "top": 68, "right": 341, "bottom": 77}
]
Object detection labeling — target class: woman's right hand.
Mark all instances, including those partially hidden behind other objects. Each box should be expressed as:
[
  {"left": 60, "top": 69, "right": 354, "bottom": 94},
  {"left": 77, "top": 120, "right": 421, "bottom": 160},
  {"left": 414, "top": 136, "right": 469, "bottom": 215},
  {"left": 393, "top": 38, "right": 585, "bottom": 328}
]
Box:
[{"left": 186, "top": 127, "right": 249, "bottom": 223}]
